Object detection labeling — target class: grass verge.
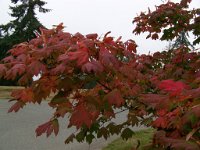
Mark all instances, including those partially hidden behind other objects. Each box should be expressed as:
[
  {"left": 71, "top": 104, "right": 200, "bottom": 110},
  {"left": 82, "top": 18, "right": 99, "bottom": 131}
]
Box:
[
  {"left": 102, "top": 128, "right": 154, "bottom": 150},
  {"left": 0, "top": 86, "right": 55, "bottom": 100},
  {"left": 0, "top": 86, "right": 24, "bottom": 99}
]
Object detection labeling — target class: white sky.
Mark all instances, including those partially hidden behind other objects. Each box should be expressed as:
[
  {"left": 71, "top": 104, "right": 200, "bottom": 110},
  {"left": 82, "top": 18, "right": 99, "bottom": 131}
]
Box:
[{"left": 0, "top": 0, "right": 199, "bottom": 54}]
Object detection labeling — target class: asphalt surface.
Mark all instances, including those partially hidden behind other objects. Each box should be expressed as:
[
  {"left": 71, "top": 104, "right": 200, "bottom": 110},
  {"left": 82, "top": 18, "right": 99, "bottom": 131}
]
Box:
[{"left": 0, "top": 100, "right": 146, "bottom": 150}]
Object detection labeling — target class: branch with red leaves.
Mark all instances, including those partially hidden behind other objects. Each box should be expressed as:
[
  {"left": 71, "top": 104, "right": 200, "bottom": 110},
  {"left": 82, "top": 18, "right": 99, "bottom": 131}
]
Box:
[{"left": 0, "top": 0, "right": 200, "bottom": 149}]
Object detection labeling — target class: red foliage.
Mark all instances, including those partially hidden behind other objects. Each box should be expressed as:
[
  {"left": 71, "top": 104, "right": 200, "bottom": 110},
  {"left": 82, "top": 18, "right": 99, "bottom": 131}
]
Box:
[
  {"left": 0, "top": 0, "right": 200, "bottom": 149},
  {"left": 35, "top": 119, "right": 59, "bottom": 137},
  {"left": 11, "top": 88, "right": 35, "bottom": 103},
  {"left": 0, "top": 64, "right": 7, "bottom": 78},
  {"left": 158, "top": 79, "right": 190, "bottom": 96},
  {"left": 133, "top": 0, "right": 199, "bottom": 44},
  {"left": 105, "top": 89, "right": 125, "bottom": 107},
  {"left": 69, "top": 103, "right": 99, "bottom": 129},
  {"left": 8, "top": 101, "right": 25, "bottom": 113}
]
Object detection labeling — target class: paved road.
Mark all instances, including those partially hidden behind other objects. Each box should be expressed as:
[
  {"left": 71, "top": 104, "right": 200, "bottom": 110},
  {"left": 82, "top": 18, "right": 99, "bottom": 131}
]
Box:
[{"left": 0, "top": 100, "right": 145, "bottom": 150}]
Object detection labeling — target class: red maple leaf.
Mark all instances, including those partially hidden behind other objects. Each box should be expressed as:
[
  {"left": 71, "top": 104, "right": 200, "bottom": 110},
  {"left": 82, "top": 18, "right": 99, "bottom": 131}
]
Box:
[
  {"left": 35, "top": 121, "right": 52, "bottom": 137},
  {"left": 50, "top": 64, "right": 66, "bottom": 75},
  {"left": 103, "top": 31, "right": 114, "bottom": 44},
  {"left": 152, "top": 117, "right": 168, "bottom": 128},
  {"left": 8, "top": 101, "right": 25, "bottom": 113},
  {"left": 69, "top": 103, "right": 97, "bottom": 129},
  {"left": 103, "top": 110, "right": 115, "bottom": 118},
  {"left": 104, "top": 37, "right": 114, "bottom": 44},
  {"left": 2, "top": 56, "right": 14, "bottom": 63},
  {"left": 33, "top": 76, "right": 58, "bottom": 103},
  {"left": 86, "top": 33, "right": 98, "bottom": 40},
  {"left": 152, "top": 33, "right": 159, "bottom": 40},
  {"left": 55, "top": 22, "right": 64, "bottom": 31},
  {"left": 11, "top": 88, "right": 35, "bottom": 103},
  {"left": 158, "top": 80, "right": 189, "bottom": 96},
  {"left": 57, "top": 53, "right": 69, "bottom": 62},
  {"left": 0, "top": 64, "right": 7, "bottom": 78},
  {"left": 35, "top": 119, "right": 59, "bottom": 137},
  {"left": 68, "top": 50, "right": 89, "bottom": 66},
  {"left": 5, "top": 64, "right": 26, "bottom": 80},
  {"left": 28, "top": 61, "right": 46, "bottom": 76},
  {"left": 8, "top": 42, "right": 29, "bottom": 56},
  {"left": 105, "top": 89, "right": 124, "bottom": 107},
  {"left": 53, "top": 102, "right": 72, "bottom": 118},
  {"left": 126, "top": 40, "right": 137, "bottom": 53},
  {"left": 99, "top": 48, "right": 119, "bottom": 68},
  {"left": 18, "top": 73, "right": 32, "bottom": 85},
  {"left": 68, "top": 42, "right": 89, "bottom": 66},
  {"left": 81, "top": 60, "right": 104, "bottom": 73},
  {"left": 140, "top": 94, "right": 168, "bottom": 109}
]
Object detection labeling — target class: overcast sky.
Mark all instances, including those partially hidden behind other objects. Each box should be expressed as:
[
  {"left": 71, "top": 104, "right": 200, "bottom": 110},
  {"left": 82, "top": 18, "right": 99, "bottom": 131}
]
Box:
[{"left": 0, "top": 0, "right": 199, "bottom": 54}]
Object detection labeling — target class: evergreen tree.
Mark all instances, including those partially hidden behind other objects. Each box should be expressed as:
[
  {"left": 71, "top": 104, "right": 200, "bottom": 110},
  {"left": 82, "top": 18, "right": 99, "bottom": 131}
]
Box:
[
  {"left": 0, "top": 0, "right": 50, "bottom": 60},
  {"left": 171, "top": 31, "right": 195, "bottom": 50},
  {"left": 0, "top": 0, "right": 50, "bottom": 85}
]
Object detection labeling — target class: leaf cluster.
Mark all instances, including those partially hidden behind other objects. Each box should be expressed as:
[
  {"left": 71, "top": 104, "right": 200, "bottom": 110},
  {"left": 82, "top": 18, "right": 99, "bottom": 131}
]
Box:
[
  {"left": 133, "top": 0, "right": 200, "bottom": 45},
  {"left": 0, "top": 1, "right": 200, "bottom": 149}
]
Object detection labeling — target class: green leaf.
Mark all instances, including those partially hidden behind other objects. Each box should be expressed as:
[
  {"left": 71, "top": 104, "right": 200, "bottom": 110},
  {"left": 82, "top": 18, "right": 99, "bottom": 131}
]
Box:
[
  {"left": 121, "top": 128, "right": 135, "bottom": 140},
  {"left": 86, "top": 134, "right": 95, "bottom": 144},
  {"left": 141, "top": 117, "right": 153, "bottom": 126},
  {"left": 50, "top": 91, "right": 67, "bottom": 104},
  {"left": 65, "top": 133, "right": 75, "bottom": 144},
  {"left": 97, "top": 127, "right": 109, "bottom": 139},
  {"left": 106, "top": 123, "right": 122, "bottom": 135},
  {"left": 103, "top": 101, "right": 110, "bottom": 111},
  {"left": 98, "top": 89, "right": 106, "bottom": 96},
  {"left": 84, "top": 95, "right": 99, "bottom": 107},
  {"left": 84, "top": 80, "right": 97, "bottom": 89},
  {"left": 76, "top": 130, "right": 86, "bottom": 142},
  {"left": 127, "top": 111, "right": 139, "bottom": 126},
  {"left": 52, "top": 119, "right": 59, "bottom": 136},
  {"left": 189, "top": 114, "right": 198, "bottom": 126},
  {"left": 89, "top": 122, "right": 100, "bottom": 133},
  {"left": 98, "top": 89, "right": 106, "bottom": 100},
  {"left": 58, "top": 77, "right": 74, "bottom": 91}
]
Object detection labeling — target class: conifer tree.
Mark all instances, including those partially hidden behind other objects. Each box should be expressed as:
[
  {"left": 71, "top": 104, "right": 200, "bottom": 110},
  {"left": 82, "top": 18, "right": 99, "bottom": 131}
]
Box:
[
  {"left": 171, "top": 31, "right": 195, "bottom": 50},
  {"left": 0, "top": 0, "right": 50, "bottom": 60},
  {"left": 0, "top": 0, "right": 50, "bottom": 85}
]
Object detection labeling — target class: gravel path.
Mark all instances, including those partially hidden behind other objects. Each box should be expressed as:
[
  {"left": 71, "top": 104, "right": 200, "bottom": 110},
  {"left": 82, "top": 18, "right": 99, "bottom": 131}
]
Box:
[{"left": 0, "top": 100, "right": 146, "bottom": 150}]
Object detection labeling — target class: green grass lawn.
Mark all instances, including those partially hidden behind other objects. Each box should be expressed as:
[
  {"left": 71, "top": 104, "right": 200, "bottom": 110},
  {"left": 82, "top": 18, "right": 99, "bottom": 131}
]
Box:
[
  {"left": 102, "top": 128, "right": 154, "bottom": 150},
  {"left": 0, "top": 86, "right": 24, "bottom": 99},
  {"left": 0, "top": 86, "right": 55, "bottom": 100}
]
